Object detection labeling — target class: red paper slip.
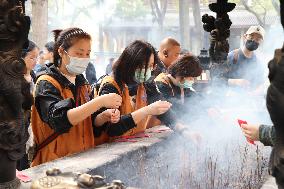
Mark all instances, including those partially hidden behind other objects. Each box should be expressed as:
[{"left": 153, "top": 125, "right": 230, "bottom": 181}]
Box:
[
  {"left": 121, "top": 133, "right": 150, "bottom": 139},
  {"left": 237, "top": 119, "right": 255, "bottom": 145},
  {"left": 16, "top": 170, "right": 31, "bottom": 182}
]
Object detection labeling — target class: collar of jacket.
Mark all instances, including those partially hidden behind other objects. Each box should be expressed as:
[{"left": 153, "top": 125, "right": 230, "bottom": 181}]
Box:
[{"left": 37, "top": 65, "right": 88, "bottom": 89}]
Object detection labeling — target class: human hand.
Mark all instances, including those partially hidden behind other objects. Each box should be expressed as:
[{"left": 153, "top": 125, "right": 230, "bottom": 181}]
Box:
[
  {"left": 98, "top": 93, "right": 122, "bottom": 109},
  {"left": 145, "top": 100, "right": 172, "bottom": 116},
  {"left": 110, "top": 109, "right": 120, "bottom": 123},
  {"left": 240, "top": 123, "right": 260, "bottom": 141},
  {"left": 101, "top": 109, "right": 120, "bottom": 123}
]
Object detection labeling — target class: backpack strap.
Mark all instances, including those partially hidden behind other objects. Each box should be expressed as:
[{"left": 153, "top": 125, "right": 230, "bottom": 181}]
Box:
[
  {"left": 35, "top": 75, "right": 63, "bottom": 95},
  {"left": 33, "top": 132, "right": 60, "bottom": 161},
  {"left": 154, "top": 73, "right": 175, "bottom": 96},
  {"left": 95, "top": 76, "right": 123, "bottom": 97},
  {"left": 233, "top": 49, "right": 240, "bottom": 64}
]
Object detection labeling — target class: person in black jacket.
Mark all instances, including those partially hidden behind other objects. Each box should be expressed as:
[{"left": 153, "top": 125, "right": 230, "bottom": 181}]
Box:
[
  {"left": 22, "top": 40, "right": 40, "bottom": 84},
  {"left": 34, "top": 41, "right": 55, "bottom": 74},
  {"left": 85, "top": 62, "right": 97, "bottom": 85},
  {"left": 16, "top": 40, "right": 39, "bottom": 170},
  {"left": 93, "top": 40, "right": 172, "bottom": 145},
  {"left": 31, "top": 27, "right": 122, "bottom": 166},
  {"left": 266, "top": 43, "right": 284, "bottom": 188},
  {"left": 155, "top": 54, "right": 202, "bottom": 111}
]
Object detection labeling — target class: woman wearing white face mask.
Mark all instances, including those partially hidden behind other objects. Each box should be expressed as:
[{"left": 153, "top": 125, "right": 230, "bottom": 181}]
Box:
[{"left": 31, "top": 28, "right": 122, "bottom": 166}]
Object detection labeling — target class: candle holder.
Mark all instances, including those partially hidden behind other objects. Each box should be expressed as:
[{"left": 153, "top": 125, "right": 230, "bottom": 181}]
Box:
[{"left": 202, "top": 0, "right": 236, "bottom": 64}]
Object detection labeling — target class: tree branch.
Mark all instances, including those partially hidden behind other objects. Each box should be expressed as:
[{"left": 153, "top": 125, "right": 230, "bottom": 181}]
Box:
[
  {"left": 161, "top": 0, "right": 168, "bottom": 20},
  {"left": 255, "top": 0, "right": 267, "bottom": 25},
  {"left": 150, "top": 0, "right": 158, "bottom": 22},
  {"left": 153, "top": 0, "right": 162, "bottom": 22},
  {"left": 150, "top": 0, "right": 168, "bottom": 28},
  {"left": 271, "top": 0, "right": 280, "bottom": 16},
  {"left": 241, "top": 0, "right": 264, "bottom": 26}
]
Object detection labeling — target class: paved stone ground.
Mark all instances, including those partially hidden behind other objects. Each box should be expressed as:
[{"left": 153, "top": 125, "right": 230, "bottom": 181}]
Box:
[
  {"left": 20, "top": 125, "right": 173, "bottom": 188},
  {"left": 261, "top": 176, "right": 278, "bottom": 189}
]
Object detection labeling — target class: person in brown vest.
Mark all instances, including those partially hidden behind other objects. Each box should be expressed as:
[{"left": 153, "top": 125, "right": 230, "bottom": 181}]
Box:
[
  {"left": 150, "top": 54, "right": 203, "bottom": 130},
  {"left": 155, "top": 54, "right": 202, "bottom": 109},
  {"left": 31, "top": 28, "right": 122, "bottom": 166},
  {"left": 93, "top": 40, "right": 172, "bottom": 145}
]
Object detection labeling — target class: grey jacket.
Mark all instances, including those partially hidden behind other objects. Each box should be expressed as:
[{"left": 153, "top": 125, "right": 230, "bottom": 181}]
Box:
[{"left": 259, "top": 124, "right": 275, "bottom": 146}]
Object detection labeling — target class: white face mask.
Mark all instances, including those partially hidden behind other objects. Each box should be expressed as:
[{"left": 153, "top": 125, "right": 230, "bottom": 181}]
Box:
[{"left": 64, "top": 51, "right": 90, "bottom": 75}]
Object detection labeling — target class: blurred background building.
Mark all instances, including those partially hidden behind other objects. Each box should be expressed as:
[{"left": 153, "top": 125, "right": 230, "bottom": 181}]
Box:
[{"left": 25, "top": 0, "right": 282, "bottom": 76}]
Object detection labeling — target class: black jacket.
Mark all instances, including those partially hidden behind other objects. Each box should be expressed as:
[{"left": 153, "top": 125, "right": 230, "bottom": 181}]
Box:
[
  {"left": 266, "top": 44, "right": 284, "bottom": 186},
  {"left": 86, "top": 62, "right": 97, "bottom": 85},
  {"left": 155, "top": 78, "right": 202, "bottom": 123}
]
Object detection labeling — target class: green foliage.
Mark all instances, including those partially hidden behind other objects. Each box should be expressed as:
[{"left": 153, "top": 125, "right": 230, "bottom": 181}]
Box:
[
  {"left": 248, "top": 0, "right": 277, "bottom": 13},
  {"left": 114, "top": 0, "right": 148, "bottom": 20}
]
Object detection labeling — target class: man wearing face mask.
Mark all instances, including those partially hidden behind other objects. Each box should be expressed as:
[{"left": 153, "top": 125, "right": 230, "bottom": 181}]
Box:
[{"left": 225, "top": 25, "right": 265, "bottom": 90}]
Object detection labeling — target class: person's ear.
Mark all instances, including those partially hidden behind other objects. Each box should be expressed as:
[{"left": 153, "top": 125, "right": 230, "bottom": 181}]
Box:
[
  {"left": 242, "top": 34, "right": 247, "bottom": 43},
  {"left": 163, "top": 50, "right": 168, "bottom": 58},
  {"left": 58, "top": 47, "right": 64, "bottom": 57}
]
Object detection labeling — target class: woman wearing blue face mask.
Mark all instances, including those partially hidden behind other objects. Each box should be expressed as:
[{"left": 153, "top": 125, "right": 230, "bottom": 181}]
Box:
[
  {"left": 93, "top": 40, "right": 172, "bottom": 145},
  {"left": 31, "top": 28, "right": 122, "bottom": 166},
  {"left": 155, "top": 54, "right": 202, "bottom": 109},
  {"left": 147, "top": 54, "right": 203, "bottom": 143}
]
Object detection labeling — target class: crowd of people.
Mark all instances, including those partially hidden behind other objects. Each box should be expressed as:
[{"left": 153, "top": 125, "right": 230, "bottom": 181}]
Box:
[{"left": 17, "top": 25, "right": 274, "bottom": 173}]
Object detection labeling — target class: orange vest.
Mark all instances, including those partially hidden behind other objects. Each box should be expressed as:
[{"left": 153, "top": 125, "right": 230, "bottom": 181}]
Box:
[
  {"left": 31, "top": 75, "right": 95, "bottom": 166},
  {"left": 94, "top": 76, "right": 148, "bottom": 145}
]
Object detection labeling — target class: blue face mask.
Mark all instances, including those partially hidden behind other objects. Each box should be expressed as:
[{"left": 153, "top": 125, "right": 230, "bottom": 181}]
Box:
[
  {"left": 178, "top": 80, "right": 194, "bottom": 89},
  {"left": 134, "top": 69, "right": 152, "bottom": 83}
]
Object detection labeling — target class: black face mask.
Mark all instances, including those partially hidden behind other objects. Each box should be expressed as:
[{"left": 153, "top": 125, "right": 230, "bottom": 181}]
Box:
[{"left": 245, "top": 40, "right": 259, "bottom": 51}]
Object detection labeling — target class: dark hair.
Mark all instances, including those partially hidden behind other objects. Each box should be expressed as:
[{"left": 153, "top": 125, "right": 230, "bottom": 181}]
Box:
[
  {"left": 22, "top": 40, "right": 38, "bottom": 58},
  {"left": 52, "top": 27, "right": 91, "bottom": 67},
  {"left": 180, "top": 49, "right": 190, "bottom": 55},
  {"left": 168, "top": 54, "right": 202, "bottom": 78},
  {"left": 44, "top": 41, "right": 55, "bottom": 52},
  {"left": 113, "top": 40, "right": 157, "bottom": 84}
]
